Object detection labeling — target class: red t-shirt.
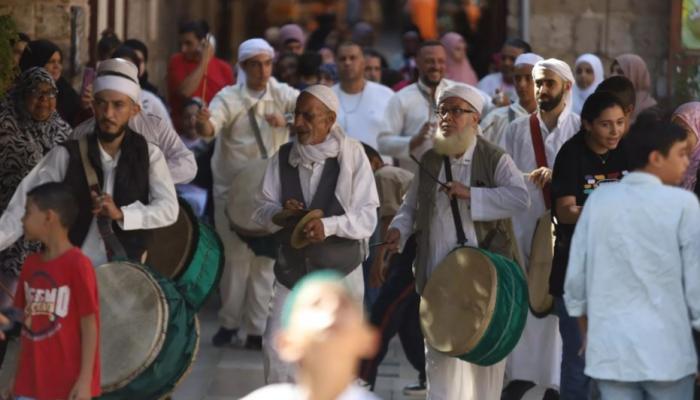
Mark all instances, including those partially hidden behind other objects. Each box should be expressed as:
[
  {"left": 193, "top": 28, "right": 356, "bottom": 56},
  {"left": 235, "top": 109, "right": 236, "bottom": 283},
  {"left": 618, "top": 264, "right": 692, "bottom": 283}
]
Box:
[
  {"left": 13, "top": 248, "right": 101, "bottom": 400},
  {"left": 167, "top": 52, "right": 235, "bottom": 131}
]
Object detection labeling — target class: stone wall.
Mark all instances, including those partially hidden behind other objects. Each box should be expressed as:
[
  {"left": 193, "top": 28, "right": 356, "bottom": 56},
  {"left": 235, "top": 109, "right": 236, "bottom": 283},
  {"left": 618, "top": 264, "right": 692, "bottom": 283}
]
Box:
[{"left": 507, "top": 0, "right": 670, "bottom": 99}]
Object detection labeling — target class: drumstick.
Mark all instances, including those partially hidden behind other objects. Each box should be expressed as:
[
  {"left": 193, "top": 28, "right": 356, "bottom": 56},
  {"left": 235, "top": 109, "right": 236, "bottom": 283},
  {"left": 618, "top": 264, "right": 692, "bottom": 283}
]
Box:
[
  {"left": 410, "top": 155, "right": 450, "bottom": 190},
  {"left": 201, "top": 34, "right": 212, "bottom": 105}
]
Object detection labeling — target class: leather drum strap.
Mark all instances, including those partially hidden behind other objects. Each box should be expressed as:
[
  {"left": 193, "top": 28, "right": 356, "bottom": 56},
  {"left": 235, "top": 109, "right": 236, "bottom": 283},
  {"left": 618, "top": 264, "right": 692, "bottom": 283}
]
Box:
[
  {"left": 248, "top": 103, "right": 269, "bottom": 159},
  {"left": 442, "top": 156, "right": 468, "bottom": 246},
  {"left": 528, "top": 114, "right": 551, "bottom": 210}
]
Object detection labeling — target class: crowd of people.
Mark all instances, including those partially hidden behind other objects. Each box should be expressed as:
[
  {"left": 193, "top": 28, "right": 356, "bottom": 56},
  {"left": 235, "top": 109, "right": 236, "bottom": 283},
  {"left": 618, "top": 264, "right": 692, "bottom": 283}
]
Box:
[{"left": 1, "top": 13, "right": 699, "bottom": 400}]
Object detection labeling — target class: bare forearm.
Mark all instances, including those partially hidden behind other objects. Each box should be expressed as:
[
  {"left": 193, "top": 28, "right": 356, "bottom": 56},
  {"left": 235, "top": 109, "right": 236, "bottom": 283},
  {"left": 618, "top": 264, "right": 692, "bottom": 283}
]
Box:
[
  {"left": 79, "top": 314, "right": 98, "bottom": 381},
  {"left": 556, "top": 205, "right": 581, "bottom": 224},
  {"left": 178, "top": 61, "right": 207, "bottom": 98}
]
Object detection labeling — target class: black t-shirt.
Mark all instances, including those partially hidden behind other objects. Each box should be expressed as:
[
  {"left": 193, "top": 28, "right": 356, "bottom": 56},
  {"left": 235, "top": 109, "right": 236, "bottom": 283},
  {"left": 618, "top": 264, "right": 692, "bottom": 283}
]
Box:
[{"left": 549, "top": 131, "right": 629, "bottom": 296}]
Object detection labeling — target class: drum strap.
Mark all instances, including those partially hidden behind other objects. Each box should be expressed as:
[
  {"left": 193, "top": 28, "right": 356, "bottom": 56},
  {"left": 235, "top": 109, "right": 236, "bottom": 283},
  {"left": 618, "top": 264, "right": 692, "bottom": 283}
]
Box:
[
  {"left": 248, "top": 103, "right": 269, "bottom": 159},
  {"left": 78, "top": 137, "right": 128, "bottom": 261},
  {"left": 528, "top": 114, "right": 551, "bottom": 209},
  {"left": 442, "top": 156, "right": 468, "bottom": 246}
]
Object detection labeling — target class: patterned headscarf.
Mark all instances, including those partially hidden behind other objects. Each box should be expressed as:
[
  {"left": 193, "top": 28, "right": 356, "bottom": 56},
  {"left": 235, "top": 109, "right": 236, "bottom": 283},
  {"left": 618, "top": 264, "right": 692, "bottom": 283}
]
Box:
[
  {"left": 672, "top": 102, "right": 700, "bottom": 190},
  {"left": 10, "top": 67, "right": 59, "bottom": 121}
]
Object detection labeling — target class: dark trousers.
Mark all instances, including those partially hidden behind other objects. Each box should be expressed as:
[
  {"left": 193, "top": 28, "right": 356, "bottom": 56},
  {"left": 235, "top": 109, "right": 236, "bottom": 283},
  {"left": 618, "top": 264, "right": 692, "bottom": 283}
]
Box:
[{"left": 359, "top": 236, "right": 425, "bottom": 388}]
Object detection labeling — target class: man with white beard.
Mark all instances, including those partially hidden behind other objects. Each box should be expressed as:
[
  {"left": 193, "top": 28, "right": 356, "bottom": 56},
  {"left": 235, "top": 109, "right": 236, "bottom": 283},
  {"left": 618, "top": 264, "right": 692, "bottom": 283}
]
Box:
[
  {"left": 385, "top": 83, "right": 529, "bottom": 399},
  {"left": 501, "top": 59, "right": 580, "bottom": 392}
]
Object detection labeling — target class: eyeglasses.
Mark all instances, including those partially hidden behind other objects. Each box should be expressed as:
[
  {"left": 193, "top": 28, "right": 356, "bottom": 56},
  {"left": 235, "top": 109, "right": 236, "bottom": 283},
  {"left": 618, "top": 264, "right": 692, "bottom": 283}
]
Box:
[
  {"left": 435, "top": 107, "right": 475, "bottom": 119},
  {"left": 28, "top": 88, "right": 58, "bottom": 100}
]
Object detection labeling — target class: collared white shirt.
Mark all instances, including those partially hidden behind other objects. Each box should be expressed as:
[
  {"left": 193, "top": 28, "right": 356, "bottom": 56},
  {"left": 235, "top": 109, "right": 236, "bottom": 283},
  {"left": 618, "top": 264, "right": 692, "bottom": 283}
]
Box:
[
  {"left": 478, "top": 72, "right": 518, "bottom": 103},
  {"left": 208, "top": 78, "right": 299, "bottom": 199},
  {"left": 389, "top": 140, "right": 529, "bottom": 275},
  {"left": 0, "top": 142, "right": 178, "bottom": 267},
  {"left": 73, "top": 112, "right": 197, "bottom": 185},
  {"left": 502, "top": 109, "right": 580, "bottom": 264},
  {"left": 254, "top": 136, "right": 378, "bottom": 242},
  {"left": 140, "top": 90, "right": 174, "bottom": 129},
  {"left": 480, "top": 102, "right": 530, "bottom": 147},
  {"left": 565, "top": 172, "right": 700, "bottom": 381},
  {"left": 332, "top": 81, "right": 394, "bottom": 160}
]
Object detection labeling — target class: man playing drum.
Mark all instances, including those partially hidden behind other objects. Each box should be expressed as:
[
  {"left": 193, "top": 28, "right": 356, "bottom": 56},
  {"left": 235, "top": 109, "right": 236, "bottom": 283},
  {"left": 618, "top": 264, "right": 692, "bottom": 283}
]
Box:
[
  {"left": 254, "top": 85, "right": 379, "bottom": 383},
  {"left": 385, "top": 83, "right": 529, "bottom": 400},
  {"left": 0, "top": 58, "right": 178, "bottom": 268},
  {"left": 195, "top": 38, "right": 299, "bottom": 349}
]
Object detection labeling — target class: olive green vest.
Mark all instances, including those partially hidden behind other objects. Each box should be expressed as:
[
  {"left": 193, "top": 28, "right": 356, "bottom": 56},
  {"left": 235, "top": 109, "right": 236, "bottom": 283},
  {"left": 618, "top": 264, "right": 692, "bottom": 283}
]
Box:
[{"left": 414, "top": 136, "right": 521, "bottom": 294}]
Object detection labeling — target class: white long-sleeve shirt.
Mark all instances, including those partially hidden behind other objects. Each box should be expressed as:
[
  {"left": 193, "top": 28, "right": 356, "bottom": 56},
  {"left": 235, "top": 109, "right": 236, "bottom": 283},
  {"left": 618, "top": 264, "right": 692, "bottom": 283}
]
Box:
[
  {"left": 73, "top": 112, "right": 197, "bottom": 185},
  {"left": 502, "top": 109, "right": 580, "bottom": 265},
  {"left": 208, "top": 78, "right": 299, "bottom": 199},
  {"left": 389, "top": 140, "right": 529, "bottom": 276},
  {"left": 377, "top": 79, "right": 493, "bottom": 174},
  {"left": 564, "top": 172, "right": 700, "bottom": 382},
  {"left": 254, "top": 136, "right": 378, "bottom": 242},
  {"left": 0, "top": 142, "right": 178, "bottom": 267},
  {"left": 480, "top": 102, "right": 530, "bottom": 148}
]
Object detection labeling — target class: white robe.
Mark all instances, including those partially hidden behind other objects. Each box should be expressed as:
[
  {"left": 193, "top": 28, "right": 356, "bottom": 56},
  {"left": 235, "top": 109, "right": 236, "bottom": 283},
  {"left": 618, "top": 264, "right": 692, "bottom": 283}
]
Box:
[
  {"left": 501, "top": 109, "right": 581, "bottom": 387},
  {"left": 479, "top": 103, "right": 530, "bottom": 148}
]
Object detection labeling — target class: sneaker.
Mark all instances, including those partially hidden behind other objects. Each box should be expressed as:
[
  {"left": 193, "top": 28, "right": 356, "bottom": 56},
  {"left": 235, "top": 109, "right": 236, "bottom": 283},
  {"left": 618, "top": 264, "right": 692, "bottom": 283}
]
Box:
[
  {"left": 244, "top": 334, "right": 263, "bottom": 350},
  {"left": 212, "top": 327, "right": 237, "bottom": 347},
  {"left": 402, "top": 382, "right": 427, "bottom": 397}
]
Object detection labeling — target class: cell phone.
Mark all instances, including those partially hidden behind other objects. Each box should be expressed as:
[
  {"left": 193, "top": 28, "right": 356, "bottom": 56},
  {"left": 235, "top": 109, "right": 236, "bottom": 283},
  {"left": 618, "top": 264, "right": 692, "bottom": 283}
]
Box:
[{"left": 81, "top": 67, "right": 96, "bottom": 97}]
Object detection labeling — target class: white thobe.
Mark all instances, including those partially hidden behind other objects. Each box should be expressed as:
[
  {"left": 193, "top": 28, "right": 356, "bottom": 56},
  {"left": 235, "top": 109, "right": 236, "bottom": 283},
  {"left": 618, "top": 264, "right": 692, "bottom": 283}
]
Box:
[
  {"left": 242, "top": 383, "right": 379, "bottom": 400},
  {"left": 0, "top": 142, "right": 178, "bottom": 267},
  {"left": 478, "top": 72, "right": 518, "bottom": 103},
  {"left": 501, "top": 109, "right": 580, "bottom": 387},
  {"left": 389, "top": 141, "right": 529, "bottom": 400},
  {"left": 140, "top": 90, "right": 174, "bottom": 129},
  {"left": 73, "top": 112, "right": 197, "bottom": 185},
  {"left": 479, "top": 103, "right": 530, "bottom": 148},
  {"left": 377, "top": 79, "right": 492, "bottom": 174},
  {"left": 332, "top": 81, "right": 394, "bottom": 162},
  {"left": 254, "top": 134, "right": 379, "bottom": 383}
]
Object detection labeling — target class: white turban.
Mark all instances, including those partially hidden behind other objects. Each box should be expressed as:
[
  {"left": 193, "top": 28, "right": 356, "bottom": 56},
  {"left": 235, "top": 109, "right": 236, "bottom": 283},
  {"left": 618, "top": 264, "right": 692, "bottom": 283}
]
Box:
[
  {"left": 93, "top": 58, "right": 140, "bottom": 104},
  {"left": 515, "top": 53, "right": 544, "bottom": 67},
  {"left": 302, "top": 84, "right": 340, "bottom": 115},
  {"left": 237, "top": 38, "right": 275, "bottom": 64},
  {"left": 437, "top": 83, "right": 485, "bottom": 114},
  {"left": 532, "top": 58, "right": 575, "bottom": 84}
]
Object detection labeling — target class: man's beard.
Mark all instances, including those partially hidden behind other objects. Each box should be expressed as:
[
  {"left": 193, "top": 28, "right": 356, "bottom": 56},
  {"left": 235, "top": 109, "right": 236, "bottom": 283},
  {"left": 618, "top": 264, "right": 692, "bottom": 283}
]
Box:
[
  {"left": 537, "top": 90, "right": 565, "bottom": 112},
  {"left": 96, "top": 121, "right": 127, "bottom": 143},
  {"left": 433, "top": 124, "right": 477, "bottom": 157}
]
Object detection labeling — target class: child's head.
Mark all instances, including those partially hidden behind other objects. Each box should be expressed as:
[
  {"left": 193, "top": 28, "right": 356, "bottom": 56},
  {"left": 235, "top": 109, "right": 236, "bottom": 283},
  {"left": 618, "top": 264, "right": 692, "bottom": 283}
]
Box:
[
  {"left": 626, "top": 119, "right": 689, "bottom": 185},
  {"left": 581, "top": 91, "right": 626, "bottom": 151},
  {"left": 361, "top": 142, "right": 384, "bottom": 172},
  {"left": 276, "top": 270, "right": 377, "bottom": 368},
  {"left": 596, "top": 76, "right": 636, "bottom": 133},
  {"left": 23, "top": 182, "right": 77, "bottom": 241}
]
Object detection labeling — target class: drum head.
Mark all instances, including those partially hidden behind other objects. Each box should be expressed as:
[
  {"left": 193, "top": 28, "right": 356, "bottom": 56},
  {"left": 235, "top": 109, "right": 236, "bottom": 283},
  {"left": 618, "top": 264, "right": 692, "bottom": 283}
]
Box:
[
  {"left": 98, "top": 262, "right": 168, "bottom": 392},
  {"left": 227, "top": 159, "right": 270, "bottom": 236},
  {"left": 145, "top": 199, "right": 196, "bottom": 279},
  {"left": 420, "top": 247, "right": 497, "bottom": 356},
  {"left": 528, "top": 211, "right": 554, "bottom": 317}
]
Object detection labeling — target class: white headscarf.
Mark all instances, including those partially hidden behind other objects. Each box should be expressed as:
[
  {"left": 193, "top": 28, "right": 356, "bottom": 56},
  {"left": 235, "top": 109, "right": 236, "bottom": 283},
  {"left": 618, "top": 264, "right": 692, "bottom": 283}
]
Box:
[
  {"left": 572, "top": 53, "right": 604, "bottom": 115},
  {"left": 532, "top": 58, "right": 575, "bottom": 114},
  {"left": 236, "top": 38, "right": 275, "bottom": 85}
]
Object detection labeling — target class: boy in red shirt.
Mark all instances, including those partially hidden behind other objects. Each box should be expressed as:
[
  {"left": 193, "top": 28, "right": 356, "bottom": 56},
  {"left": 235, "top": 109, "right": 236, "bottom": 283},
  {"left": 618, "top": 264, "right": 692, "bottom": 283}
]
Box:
[{"left": 12, "top": 182, "right": 100, "bottom": 400}]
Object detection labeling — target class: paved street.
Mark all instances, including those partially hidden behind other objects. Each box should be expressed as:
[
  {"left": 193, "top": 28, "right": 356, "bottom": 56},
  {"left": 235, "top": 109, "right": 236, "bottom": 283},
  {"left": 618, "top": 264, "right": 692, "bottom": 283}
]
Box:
[{"left": 173, "top": 296, "right": 424, "bottom": 400}]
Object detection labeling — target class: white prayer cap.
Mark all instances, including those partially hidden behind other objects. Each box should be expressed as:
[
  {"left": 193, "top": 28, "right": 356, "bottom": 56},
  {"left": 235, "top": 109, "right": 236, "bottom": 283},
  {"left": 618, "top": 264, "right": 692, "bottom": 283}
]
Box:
[
  {"left": 515, "top": 53, "right": 544, "bottom": 67},
  {"left": 238, "top": 38, "right": 275, "bottom": 64},
  {"left": 532, "top": 58, "right": 575, "bottom": 83},
  {"left": 437, "top": 83, "right": 485, "bottom": 114},
  {"left": 93, "top": 58, "right": 141, "bottom": 104},
  {"left": 302, "top": 84, "right": 340, "bottom": 114}
]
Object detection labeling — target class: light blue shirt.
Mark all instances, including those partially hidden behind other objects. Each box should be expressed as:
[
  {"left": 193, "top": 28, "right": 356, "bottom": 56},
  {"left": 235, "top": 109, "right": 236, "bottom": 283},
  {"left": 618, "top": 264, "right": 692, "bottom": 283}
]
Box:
[{"left": 564, "top": 171, "right": 700, "bottom": 382}]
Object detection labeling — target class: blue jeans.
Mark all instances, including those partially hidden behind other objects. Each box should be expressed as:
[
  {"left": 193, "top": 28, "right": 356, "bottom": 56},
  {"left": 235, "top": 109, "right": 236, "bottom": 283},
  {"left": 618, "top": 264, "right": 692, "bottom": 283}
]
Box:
[
  {"left": 597, "top": 375, "right": 694, "bottom": 400},
  {"left": 554, "top": 296, "right": 591, "bottom": 399}
]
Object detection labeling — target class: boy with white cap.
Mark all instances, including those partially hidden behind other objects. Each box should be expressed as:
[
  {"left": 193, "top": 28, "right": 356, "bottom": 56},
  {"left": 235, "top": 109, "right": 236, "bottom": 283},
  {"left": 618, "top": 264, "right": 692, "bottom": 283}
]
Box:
[
  {"left": 384, "top": 83, "right": 529, "bottom": 399},
  {"left": 195, "top": 38, "right": 300, "bottom": 349},
  {"left": 254, "top": 84, "right": 379, "bottom": 383},
  {"left": 0, "top": 57, "right": 178, "bottom": 267}
]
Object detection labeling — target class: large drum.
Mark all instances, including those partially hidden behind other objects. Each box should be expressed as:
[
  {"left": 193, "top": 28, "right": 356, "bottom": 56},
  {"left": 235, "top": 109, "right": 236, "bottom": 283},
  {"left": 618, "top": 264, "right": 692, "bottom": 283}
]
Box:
[
  {"left": 97, "top": 262, "right": 199, "bottom": 400},
  {"left": 528, "top": 211, "right": 555, "bottom": 317},
  {"left": 420, "top": 247, "right": 528, "bottom": 366},
  {"left": 226, "top": 159, "right": 278, "bottom": 258},
  {"left": 145, "top": 198, "right": 223, "bottom": 311}
]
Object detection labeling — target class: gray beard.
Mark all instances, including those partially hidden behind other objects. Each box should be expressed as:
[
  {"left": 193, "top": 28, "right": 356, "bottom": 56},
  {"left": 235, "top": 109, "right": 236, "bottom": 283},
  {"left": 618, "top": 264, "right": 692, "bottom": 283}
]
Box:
[{"left": 433, "top": 125, "right": 477, "bottom": 156}]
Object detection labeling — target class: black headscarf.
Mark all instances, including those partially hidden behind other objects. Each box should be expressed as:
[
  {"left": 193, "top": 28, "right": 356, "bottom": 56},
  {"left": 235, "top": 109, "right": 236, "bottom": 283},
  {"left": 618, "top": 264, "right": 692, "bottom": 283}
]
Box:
[
  {"left": 123, "top": 38, "right": 161, "bottom": 97},
  {"left": 18, "top": 40, "right": 82, "bottom": 126}
]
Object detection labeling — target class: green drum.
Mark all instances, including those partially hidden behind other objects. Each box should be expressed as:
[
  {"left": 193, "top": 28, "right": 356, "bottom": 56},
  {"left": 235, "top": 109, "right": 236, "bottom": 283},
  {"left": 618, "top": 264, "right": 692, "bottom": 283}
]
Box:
[
  {"left": 97, "top": 262, "right": 199, "bottom": 400},
  {"left": 420, "top": 246, "right": 528, "bottom": 366},
  {"left": 146, "top": 198, "right": 223, "bottom": 311}
]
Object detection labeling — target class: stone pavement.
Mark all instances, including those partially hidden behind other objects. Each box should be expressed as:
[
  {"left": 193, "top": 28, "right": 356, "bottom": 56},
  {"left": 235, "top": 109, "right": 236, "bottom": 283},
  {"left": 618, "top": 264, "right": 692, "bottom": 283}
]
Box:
[{"left": 172, "top": 297, "right": 424, "bottom": 400}]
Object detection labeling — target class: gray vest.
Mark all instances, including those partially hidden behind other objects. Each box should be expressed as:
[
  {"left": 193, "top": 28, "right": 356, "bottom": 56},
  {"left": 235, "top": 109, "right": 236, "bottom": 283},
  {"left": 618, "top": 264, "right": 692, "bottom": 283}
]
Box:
[
  {"left": 275, "top": 143, "right": 364, "bottom": 289},
  {"left": 414, "top": 136, "right": 521, "bottom": 294}
]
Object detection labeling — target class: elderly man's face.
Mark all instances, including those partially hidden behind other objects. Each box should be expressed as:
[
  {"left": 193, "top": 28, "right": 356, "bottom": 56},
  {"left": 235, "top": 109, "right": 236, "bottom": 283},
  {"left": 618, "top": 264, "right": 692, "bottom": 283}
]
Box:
[
  {"left": 242, "top": 54, "right": 274, "bottom": 91},
  {"left": 293, "top": 93, "right": 336, "bottom": 145},
  {"left": 437, "top": 97, "right": 479, "bottom": 136}
]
